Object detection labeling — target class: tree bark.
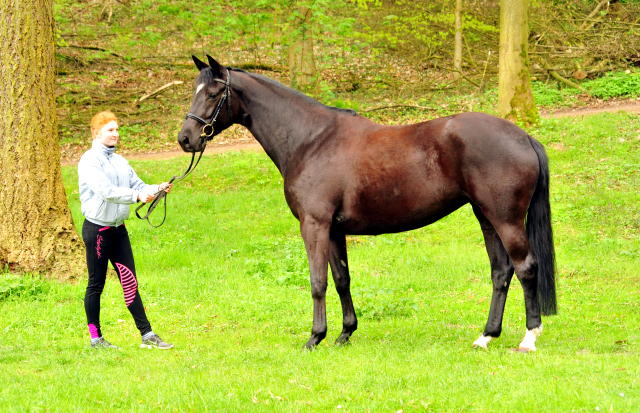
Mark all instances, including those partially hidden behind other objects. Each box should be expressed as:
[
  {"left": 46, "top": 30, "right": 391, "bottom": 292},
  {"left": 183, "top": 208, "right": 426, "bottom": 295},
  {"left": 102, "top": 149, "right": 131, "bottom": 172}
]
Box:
[
  {"left": 498, "top": 0, "right": 539, "bottom": 125},
  {"left": 454, "top": 0, "right": 463, "bottom": 79},
  {"left": 0, "top": 0, "right": 84, "bottom": 279},
  {"left": 288, "top": 5, "right": 316, "bottom": 90}
]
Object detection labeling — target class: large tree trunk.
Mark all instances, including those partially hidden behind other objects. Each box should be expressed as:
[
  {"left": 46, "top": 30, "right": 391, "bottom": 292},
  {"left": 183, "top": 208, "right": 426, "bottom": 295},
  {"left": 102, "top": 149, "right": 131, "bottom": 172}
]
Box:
[
  {"left": 454, "top": 0, "right": 463, "bottom": 79},
  {"left": 498, "top": 0, "right": 539, "bottom": 125},
  {"left": 0, "top": 0, "right": 84, "bottom": 279},
  {"left": 288, "top": 5, "right": 316, "bottom": 90}
]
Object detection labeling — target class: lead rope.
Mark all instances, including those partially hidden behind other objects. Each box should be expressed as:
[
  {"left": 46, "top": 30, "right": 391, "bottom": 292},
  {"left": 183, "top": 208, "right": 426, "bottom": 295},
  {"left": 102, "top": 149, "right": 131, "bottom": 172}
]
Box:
[{"left": 135, "top": 147, "right": 205, "bottom": 228}]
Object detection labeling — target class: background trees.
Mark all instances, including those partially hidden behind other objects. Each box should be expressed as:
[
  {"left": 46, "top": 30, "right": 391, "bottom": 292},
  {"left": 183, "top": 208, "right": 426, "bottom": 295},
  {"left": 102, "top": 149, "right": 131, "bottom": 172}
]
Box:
[
  {"left": 0, "top": 0, "right": 84, "bottom": 278},
  {"left": 50, "top": 0, "right": 640, "bottom": 152},
  {"left": 3, "top": 0, "right": 640, "bottom": 276},
  {"left": 498, "top": 0, "right": 538, "bottom": 124}
]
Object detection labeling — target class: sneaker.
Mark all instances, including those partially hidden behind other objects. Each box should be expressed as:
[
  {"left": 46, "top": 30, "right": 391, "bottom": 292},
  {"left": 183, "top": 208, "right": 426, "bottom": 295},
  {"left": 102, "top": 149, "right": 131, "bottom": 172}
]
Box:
[
  {"left": 140, "top": 334, "right": 174, "bottom": 349},
  {"left": 91, "top": 338, "right": 120, "bottom": 349}
]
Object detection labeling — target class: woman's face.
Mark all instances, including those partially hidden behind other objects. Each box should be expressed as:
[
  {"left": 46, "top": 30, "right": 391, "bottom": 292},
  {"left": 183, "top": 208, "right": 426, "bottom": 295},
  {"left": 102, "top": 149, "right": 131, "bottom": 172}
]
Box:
[{"left": 94, "top": 120, "right": 119, "bottom": 147}]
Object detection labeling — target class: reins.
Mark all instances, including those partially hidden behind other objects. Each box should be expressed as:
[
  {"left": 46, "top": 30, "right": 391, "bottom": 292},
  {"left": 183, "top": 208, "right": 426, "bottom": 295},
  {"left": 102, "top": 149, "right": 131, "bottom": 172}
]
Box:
[{"left": 136, "top": 68, "right": 231, "bottom": 228}]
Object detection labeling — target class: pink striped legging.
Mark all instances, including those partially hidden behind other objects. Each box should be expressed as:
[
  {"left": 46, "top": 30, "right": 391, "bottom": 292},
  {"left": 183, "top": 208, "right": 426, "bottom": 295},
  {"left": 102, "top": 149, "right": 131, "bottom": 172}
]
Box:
[{"left": 82, "top": 219, "right": 152, "bottom": 339}]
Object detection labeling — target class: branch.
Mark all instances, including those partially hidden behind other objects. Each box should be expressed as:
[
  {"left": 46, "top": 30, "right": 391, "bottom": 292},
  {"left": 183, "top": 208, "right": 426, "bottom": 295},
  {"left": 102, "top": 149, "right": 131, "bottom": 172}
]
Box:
[
  {"left": 363, "top": 105, "right": 437, "bottom": 113},
  {"left": 442, "top": 66, "right": 481, "bottom": 88},
  {"left": 539, "top": 57, "right": 589, "bottom": 93},
  {"left": 138, "top": 81, "right": 184, "bottom": 103},
  {"left": 579, "top": 0, "right": 610, "bottom": 31},
  {"left": 62, "top": 44, "right": 123, "bottom": 58}
]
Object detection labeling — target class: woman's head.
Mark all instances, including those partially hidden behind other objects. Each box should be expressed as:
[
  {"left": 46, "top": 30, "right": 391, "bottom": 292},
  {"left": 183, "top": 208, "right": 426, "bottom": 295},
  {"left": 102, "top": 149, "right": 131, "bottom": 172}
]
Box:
[{"left": 91, "top": 111, "right": 119, "bottom": 147}]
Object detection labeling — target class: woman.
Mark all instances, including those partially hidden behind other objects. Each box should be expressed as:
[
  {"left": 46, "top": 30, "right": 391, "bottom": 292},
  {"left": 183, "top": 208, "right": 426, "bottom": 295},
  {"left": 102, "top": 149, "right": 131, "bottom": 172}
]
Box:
[{"left": 78, "top": 111, "right": 173, "bottom": 349}]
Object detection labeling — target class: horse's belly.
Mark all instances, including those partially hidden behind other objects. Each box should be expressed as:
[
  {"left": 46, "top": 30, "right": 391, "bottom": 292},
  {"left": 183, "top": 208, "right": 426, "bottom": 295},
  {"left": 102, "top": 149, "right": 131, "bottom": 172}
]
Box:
[{"left": 337, "top": 190, "right": 468, "bottom": 235}]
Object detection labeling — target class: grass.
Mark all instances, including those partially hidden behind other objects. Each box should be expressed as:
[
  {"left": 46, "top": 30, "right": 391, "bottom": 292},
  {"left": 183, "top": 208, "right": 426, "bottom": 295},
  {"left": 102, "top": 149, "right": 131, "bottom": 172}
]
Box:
[{"left": 1, "top": 112, "right": 640, "bottom": 411}]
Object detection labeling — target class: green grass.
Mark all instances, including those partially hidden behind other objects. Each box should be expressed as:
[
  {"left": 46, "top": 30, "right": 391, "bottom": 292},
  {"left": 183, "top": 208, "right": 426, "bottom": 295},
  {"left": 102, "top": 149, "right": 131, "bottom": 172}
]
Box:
[{"left": 1, "top": 112, "right": 640, "bottom": 411}]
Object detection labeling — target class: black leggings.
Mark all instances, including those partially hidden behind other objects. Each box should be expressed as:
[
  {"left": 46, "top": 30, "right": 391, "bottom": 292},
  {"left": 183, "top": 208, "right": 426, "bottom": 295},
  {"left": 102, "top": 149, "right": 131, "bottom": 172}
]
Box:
[{"left": 82, "top": 219, "right": 152, "bottom": 338}]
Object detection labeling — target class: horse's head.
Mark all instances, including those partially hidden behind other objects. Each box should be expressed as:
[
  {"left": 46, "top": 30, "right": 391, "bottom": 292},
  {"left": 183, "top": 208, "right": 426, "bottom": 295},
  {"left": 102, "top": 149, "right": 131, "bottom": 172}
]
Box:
[{"left": 178, "top": 55, "right": 235, "bottom": 152}]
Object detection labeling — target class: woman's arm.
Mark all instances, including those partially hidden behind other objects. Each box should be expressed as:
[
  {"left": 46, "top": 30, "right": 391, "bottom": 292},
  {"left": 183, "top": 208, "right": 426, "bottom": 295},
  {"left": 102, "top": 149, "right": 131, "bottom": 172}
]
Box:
[
  {"left": 78, "top": 158, "right": 139, "bottom": 204},
  {"left": 129, "top": 166, "right": 160, "bottom": 195}
]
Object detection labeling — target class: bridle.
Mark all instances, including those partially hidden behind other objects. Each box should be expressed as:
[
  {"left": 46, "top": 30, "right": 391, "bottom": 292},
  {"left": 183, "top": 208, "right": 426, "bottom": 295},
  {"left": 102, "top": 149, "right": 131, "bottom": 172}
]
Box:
[
  {"left": 136, "top": 68, "right": 231, "bottom": 228},
  {"left": 185, "top": 68, "right": 232, "bottom": 140}
]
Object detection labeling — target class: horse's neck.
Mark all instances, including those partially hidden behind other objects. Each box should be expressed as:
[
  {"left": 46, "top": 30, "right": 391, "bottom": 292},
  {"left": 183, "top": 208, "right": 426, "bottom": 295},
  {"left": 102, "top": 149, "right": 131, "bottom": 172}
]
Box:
[{"left": 235, "top": 73, "right": 335, "bottom": 175}]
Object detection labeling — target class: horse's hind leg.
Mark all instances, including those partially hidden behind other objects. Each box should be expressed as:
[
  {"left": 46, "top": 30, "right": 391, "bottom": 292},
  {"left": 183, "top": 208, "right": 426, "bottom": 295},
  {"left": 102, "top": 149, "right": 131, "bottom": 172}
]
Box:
[
  {"left": 492, "top": 222, "right": 543, "bottom": 352},
  {"left": 328, "top": 226, "right": 357, "bottom": 345},
  {"left": 472, "top": 205, "right": 515, "bottom": 349}
]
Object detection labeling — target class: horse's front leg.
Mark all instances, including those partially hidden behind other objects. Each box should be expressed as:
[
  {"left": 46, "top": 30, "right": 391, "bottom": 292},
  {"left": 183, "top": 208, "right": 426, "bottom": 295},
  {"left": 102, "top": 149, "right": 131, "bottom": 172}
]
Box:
[
  {"left": 328, "top": 226, "right": 357, "bottom": 345},
  {"left": 300, "top": 216, "right": 331, "bottom": 350}
]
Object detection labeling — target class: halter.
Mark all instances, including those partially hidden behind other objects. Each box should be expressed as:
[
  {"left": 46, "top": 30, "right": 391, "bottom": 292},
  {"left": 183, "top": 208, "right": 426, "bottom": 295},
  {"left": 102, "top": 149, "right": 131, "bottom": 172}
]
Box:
[{"left": 136, "top": 69, "right": 231, "bottom": 228}]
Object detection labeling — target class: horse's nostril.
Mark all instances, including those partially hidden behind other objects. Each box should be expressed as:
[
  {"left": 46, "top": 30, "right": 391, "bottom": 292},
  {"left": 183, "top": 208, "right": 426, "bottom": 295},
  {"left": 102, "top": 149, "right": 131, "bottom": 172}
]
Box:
[{"left": 180, "top": 135, "right": 190, "bottom": 146}]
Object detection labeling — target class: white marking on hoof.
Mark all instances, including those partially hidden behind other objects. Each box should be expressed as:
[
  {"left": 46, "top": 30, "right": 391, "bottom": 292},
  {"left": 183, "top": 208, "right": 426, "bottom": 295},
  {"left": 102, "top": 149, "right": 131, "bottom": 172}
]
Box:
[
  {"left": 196, "top": 83, "right": 205, "bottom": 94},
  {"left": 472, "top": 334, "right": 493, "bottom": 349},
  {"left": 518, "top": 324, "right": 543, "bottom": 352}
]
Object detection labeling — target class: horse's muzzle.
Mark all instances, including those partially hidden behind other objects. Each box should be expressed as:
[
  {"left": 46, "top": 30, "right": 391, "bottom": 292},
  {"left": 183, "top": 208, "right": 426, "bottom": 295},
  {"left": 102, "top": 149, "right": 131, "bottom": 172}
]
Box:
[{"left": 178, "top": 134, "right": 203, "bottom": 153}]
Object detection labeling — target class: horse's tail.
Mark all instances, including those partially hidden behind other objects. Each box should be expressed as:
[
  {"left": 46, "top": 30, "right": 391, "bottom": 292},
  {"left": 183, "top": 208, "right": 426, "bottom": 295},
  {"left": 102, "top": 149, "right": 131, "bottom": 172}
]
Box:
[{"left": 527, "top": 136, "right": 557, "bottom": 316}]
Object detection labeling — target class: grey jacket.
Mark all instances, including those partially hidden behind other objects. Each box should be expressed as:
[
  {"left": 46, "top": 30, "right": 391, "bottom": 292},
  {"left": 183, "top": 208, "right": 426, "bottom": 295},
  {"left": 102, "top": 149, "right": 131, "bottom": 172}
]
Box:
[{"left": 78, "top": 140, "right": 158, "bottom": 227}]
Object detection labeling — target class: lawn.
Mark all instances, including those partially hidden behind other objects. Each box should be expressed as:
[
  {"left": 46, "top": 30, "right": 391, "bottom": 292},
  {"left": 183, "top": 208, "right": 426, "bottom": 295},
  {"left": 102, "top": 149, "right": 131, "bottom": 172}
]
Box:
[{"left": 1, "top": 112, "right": 639, "bottom": 412}]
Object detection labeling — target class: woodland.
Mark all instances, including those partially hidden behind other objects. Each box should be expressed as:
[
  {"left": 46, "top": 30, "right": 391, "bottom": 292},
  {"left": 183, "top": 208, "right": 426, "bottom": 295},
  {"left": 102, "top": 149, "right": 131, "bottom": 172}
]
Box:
[{"left": 54, "top": 0, "right": 640, "bottom": 159}]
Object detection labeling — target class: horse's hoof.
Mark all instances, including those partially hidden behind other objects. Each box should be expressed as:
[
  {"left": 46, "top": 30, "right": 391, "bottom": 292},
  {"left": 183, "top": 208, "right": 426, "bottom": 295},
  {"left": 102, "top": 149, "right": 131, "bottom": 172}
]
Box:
[
  {"left": 301, "top": 344, "right": 315, "bottom": 352},
  {"left": 335, "top": 336, "right": 351, "bottom": 346},
  {"left": 511, "top": 347, "right": 534, "bottom": 353},
  {"left": 518, "top": 326, "right": 541, "bottom": 352},
  {"left": 472, "top": 334, "right": 493, "bottom": 350}
]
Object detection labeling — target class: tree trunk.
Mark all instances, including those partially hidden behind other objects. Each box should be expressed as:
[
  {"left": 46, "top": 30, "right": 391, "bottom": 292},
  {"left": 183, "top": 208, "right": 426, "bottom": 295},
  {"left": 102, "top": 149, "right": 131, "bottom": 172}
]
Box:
[
  {"left": 0, "top": 0, "right": 84, "bottom": 279},
  {"left": 454, "top": 0, "right": 463, "bottom": 79},
  {"left": 288, "top": 5, "right": 316, "bottom": 90},
  {"left": 498, "top": 0, "right": 539, "bottom": 125}
]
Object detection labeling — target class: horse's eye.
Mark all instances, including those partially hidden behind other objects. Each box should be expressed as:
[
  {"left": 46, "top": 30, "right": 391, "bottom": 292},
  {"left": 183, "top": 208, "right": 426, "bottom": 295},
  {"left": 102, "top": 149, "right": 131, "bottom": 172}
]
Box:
[{"left": 208, "top": 93, "right": 217, "bottom": 100}]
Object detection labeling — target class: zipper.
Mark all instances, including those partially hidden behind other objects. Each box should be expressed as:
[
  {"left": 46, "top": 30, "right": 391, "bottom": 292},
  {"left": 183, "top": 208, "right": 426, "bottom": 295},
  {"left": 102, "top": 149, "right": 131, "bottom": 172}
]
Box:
[{"left": 105, "top": 153, "right": 124, "bottom": 223}]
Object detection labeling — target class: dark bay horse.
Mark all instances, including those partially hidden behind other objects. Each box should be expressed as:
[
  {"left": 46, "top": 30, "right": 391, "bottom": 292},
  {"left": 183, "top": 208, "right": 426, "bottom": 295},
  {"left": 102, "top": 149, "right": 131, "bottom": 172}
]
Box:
[{"left": 179, "top": 55, "right": 556, "bottom": 352}]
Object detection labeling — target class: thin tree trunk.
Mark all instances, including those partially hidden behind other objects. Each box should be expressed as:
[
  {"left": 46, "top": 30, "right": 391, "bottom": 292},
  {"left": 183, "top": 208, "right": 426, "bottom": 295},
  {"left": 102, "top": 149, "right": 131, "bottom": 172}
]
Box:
[
  {"left": 454, "top": 0, "right": 463, "bottom": 79},
  {"left": 288, "top": 5, "right": 316, "bottom": 90},
  {"left": 0, "top": 0, "right": 84, "bottom": 279},
  {"left": 498, "top": 0, "right": 539, "bottom": 125}
]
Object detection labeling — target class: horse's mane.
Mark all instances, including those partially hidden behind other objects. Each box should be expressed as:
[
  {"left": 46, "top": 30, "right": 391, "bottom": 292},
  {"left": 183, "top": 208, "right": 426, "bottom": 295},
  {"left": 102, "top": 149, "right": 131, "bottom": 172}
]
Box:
[{"left": 196, "top": 66, "right": 357, "bottom": 116}]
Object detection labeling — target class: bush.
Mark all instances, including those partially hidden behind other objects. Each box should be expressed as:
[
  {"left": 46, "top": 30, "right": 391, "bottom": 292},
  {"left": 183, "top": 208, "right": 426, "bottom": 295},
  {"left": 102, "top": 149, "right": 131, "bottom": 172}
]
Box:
[
  {"left": 584, "top": 70, "right": 640, "bottom": 100},
  {"left": 531, "top": 82, "right": 577, "bottom": 107}
]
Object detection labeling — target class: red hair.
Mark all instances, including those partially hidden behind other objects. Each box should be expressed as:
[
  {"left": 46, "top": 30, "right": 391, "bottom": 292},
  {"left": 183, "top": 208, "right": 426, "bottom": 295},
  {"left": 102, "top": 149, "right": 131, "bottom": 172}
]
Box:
[{"left": 91, "top": 111, "right": 118, "bottom": 136}]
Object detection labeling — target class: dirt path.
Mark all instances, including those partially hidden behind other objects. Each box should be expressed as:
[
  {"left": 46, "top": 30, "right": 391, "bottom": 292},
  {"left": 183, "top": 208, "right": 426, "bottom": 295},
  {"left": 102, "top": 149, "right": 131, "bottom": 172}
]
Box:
[
  {"left": 60, "top": 142, "right": 264, "bottom": 167},
  {"left": 61, "top": 99, "right": 640, "bottom": 166},
  {"left": 541, "top": 98, "right": 640, "bottom": 118}
]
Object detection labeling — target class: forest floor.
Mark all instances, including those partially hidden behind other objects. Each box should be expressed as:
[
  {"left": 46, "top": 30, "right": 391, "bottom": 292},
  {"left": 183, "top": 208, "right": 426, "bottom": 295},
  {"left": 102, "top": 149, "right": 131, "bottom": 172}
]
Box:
[{"left": 59, "top": 96, "right": 640, "bottom": 167}]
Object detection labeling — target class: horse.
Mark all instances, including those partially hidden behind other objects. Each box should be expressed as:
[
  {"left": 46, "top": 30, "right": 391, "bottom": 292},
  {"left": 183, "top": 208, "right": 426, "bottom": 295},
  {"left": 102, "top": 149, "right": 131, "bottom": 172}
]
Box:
[{"left": 178, "top": 55, "right": 557, "bottom": 352}]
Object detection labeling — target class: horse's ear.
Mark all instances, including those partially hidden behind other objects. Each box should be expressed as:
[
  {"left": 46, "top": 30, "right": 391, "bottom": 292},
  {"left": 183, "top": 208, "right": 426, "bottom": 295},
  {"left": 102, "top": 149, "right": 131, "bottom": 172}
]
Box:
[
  {"left": 192, "top": 55, "right": 209, "bottom": 72},
  {"left": 206, "top": 55, "right": 223, "bottom": 78}
]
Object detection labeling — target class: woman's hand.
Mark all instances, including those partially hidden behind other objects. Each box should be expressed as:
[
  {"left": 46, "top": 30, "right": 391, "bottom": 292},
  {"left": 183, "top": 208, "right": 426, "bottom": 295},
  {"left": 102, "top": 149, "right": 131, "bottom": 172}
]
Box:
[
  {"left": 137, "top": 188, "right": 156, "bottom": 203},
  {"left": 159, "top": 182, "right": 173, "bottom": 194}
]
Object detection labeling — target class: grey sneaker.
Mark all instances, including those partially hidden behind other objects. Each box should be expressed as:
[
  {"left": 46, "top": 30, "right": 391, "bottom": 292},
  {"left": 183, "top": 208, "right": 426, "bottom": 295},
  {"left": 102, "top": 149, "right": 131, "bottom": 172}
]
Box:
[
  {"left": 91, "top": 338, "right": 120, "bottom": 349},
  {"left": 140, "top": 334, "right": 174, "bottom": 349}
]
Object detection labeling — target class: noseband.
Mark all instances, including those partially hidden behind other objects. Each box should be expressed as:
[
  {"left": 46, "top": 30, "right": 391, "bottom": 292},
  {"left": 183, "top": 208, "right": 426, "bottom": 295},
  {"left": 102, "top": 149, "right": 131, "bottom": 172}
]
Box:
[{"left": 136, "top": 69, "right": 231, "bottom": 228}]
